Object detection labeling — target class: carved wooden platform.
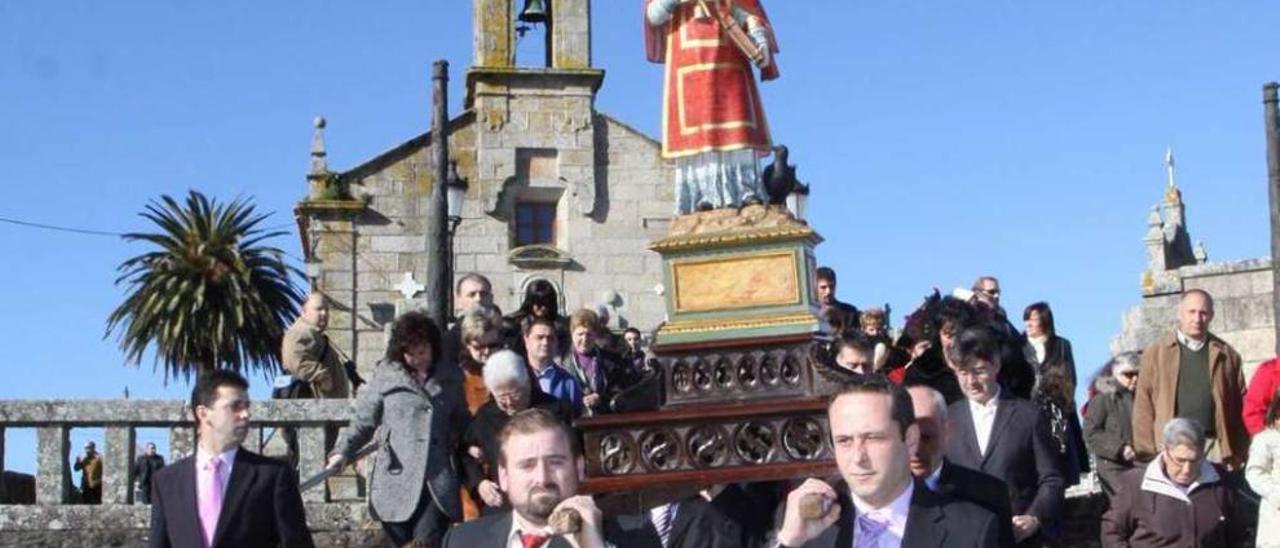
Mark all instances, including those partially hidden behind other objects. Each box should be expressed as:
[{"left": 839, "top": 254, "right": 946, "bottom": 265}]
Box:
[{"left": 580, "top": 397, "right": 835, "bottom": 494}]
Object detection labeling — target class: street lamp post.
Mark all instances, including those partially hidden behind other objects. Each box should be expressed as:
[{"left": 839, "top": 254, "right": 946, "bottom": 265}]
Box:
[
  {"left": 425, "top": 60, "right": 450, "bottom": 327},
  {"left": 445, "top": 161, "right": 468, "bottom": 317},
  {"left": 786, "top": 181, "right": 810, "bottom": 223}
]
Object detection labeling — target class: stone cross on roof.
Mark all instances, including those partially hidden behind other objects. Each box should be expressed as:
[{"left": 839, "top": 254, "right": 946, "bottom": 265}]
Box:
[{"left": 395, "top": 272, "right": 424, "bottom": 300}]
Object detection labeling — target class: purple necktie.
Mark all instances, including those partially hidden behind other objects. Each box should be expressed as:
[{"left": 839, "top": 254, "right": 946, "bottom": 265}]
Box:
[
  {"left": 854, "top": 512, "right": 890, "bottom": 548},
  {"left": 198, "top": 456, "right": 225, "bottom": 548}
]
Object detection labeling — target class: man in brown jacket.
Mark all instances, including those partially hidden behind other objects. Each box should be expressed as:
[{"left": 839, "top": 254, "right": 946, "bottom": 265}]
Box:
[
  {"left": 1132, "top": 289, "right": 1247, "bottom": 468},
  {"left": 281, "top": 293, "right": 350, "bottom": 398}
]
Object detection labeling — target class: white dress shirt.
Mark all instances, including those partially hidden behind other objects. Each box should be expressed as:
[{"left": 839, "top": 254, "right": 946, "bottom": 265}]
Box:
[
  {"left": 969, "top": 387, "right": 1001, "bottom": 456},
  {"left": 1026, "top": 335, "right": 1048, "bottom": 364},
  {"left": 1176, "top": 330, "right": 1207, "bottom": 352},
  {"left": 848, "top": 480, "right": 914, "bottom": 548},
  {"left": 923, "top": 465, "right": 943, "bottom": 492},
  {"left": 506, "top": 510, "right": 553, "bottom": 548},
  {"left": 195, "top": 446, "right": 238, "bottom": 497}
]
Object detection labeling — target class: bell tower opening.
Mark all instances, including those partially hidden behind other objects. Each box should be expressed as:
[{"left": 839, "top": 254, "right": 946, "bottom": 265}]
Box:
[{"left": 514, "top": 0, "right": 551, "bottom": 68}]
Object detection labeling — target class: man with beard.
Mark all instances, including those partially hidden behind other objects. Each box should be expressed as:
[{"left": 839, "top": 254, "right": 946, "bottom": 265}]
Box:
[
  {"left": 149, "top": 370, "right": 313, "bottom": 548},
  {"left": 816, "top": 267, "right": 860, "bottom": 334},
  {"left": 442, "top": 408, "right": 659, "bottom": 548}
]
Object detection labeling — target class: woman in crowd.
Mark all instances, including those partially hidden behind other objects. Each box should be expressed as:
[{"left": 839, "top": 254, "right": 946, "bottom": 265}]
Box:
[
  {"left": 1083, "top": 352, "right": 1142, "bottom": 499},
  {"left": 562, "top": 308, "right": 634, "bottom": 416},
  {"left": 453, "top": 306, "right": 503, "bottom": 521},
  {"left": 456, "top": 306, "right": 504, "bottom": 415},
  {"left": 1022, "top": 301, "right": 1088, "bottom": 486},
  {"left": 327, "top": 311, "right": 468, "bottom": 547},
  {"left": 1248, "top": 386, "right": 1280, "bottom": 547},
  {"left": 1033, "top": 366, "right": 1084, "bottom": 489},
  {"left": 462, "top": 350, "right": 573, "bottom": 515},
  {"left": 901, "top": 296, "right": 974, "bottom": 404},
  {"left": 504, "top": 279, "right": 568, "bottom": 358}
]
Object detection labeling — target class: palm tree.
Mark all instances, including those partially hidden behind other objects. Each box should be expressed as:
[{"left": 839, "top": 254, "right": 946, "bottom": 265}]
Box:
[{"left": 106, "top": 190, "right": 303, "bottom": 382}]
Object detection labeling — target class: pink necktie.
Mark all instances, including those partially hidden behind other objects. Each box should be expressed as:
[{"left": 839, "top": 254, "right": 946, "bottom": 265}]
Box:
[
  {"left": 198, "top": 456, "right": 225, "bottom": 548},
  {"left": 855, "top": 512, "right": 890, "bottom": 548}
]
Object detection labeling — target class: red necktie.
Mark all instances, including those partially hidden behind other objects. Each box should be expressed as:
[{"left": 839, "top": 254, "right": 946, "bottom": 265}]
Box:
[{"left": 521, "top": 531, "right": 551, "bottom": 548}]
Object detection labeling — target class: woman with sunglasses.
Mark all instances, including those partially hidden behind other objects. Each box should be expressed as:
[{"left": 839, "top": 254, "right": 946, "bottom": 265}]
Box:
[
  {"left": 1084, "top": 352, "right": 1143, "bottom": 499},
  {"left": 454, "top": 305, "right": 504, "bottom": 520}
]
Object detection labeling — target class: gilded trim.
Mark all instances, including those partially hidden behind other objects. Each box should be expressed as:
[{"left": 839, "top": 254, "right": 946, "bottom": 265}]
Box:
[
  {"left": 652, "top": 225, "right": 819, "bottom": 252},
  {"left": 657, "top": 313, "right": 819, "bottom": 335}
]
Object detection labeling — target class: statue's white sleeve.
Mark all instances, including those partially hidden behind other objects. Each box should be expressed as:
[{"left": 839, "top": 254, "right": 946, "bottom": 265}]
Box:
[
  {"left": 734, "top": 7, "right": 771, "bottom": 51},
  {"left": 733, "top": 6, "right": 772, "bottom": 67}
]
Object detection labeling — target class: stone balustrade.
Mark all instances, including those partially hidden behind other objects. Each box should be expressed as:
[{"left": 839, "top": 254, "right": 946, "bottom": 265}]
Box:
[{"left": 0, "top": 399, "right": 379, "bottom": 547}]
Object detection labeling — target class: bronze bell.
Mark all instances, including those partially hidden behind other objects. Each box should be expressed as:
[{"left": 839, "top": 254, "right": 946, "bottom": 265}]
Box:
[{"left": 518, "top": 0, "right": 549, "bottom": 24}]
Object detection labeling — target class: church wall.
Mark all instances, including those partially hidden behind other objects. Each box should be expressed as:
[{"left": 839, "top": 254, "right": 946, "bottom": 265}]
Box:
[
  {"left": 306, "top": 113, "right": 674, "bottom": 373},
  {"left": 1112, "top": 257, "right": 1276, "bottom": 380}
]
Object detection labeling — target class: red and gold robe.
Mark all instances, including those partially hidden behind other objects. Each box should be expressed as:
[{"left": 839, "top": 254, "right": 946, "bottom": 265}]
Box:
[{"left": 645, "top": 0, "right": 780, "bottom": 159}]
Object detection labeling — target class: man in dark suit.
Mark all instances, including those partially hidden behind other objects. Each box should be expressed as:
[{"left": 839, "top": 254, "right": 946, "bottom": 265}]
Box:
[
  {"left": 442, "top": 408, "right": 660, "bottom": 548},
  {"left": 776, "top": 375, "right": 1000, "bottom": 547},
  {"left": 944, "top": 326, "right": 1064, "bottom": 546},
  {"left": 149, "top": 370, "right": 313, "bottom": 548},
  {"left": 905, "top": 384, "right": 1014, "bottom": 547},
  {"left": 645, "top": 489, "right": 748, "bottom": 548}
]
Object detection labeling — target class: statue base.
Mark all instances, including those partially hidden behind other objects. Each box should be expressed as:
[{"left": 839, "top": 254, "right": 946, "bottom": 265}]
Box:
[
  {"left": 580, "top": 205, "right": 844, "bottom": 496},
  {"left": 651, "top": 204, "right": 827, "bottom": 348}
]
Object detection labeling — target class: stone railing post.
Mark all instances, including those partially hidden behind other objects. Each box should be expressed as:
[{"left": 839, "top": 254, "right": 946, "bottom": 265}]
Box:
[
  {"left": 103, "top": 426, "right": 136, "bottom": 504},
  {"left": 36, "top": 426, "right": 70, "bottom": 504},
  {"left": 297, "top": 426, "right": 327, "bottom": 503},
  {"left": 242, "top": 425, "right": 262, "bottom": 453},
  {"left": 169, "top": 425, "right": 195, "bottom": 462}
]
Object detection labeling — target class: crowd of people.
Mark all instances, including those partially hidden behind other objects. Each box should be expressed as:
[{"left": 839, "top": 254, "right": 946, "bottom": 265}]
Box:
[{"left": 141, "top": 268, "right": 1280, "bottom": 548}]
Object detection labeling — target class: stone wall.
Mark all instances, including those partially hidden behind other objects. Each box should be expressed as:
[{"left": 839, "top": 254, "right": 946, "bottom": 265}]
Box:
[
  {"left": 0, "top": 399, "right": 378, "bottom": 547},
  {"left": 1112, "top": 257, "right": 1275, "bottom": 378}
]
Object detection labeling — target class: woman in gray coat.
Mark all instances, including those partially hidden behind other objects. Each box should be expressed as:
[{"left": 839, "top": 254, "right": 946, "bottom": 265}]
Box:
[
  {"left": 327, "top": 311, "right": 468, "bottom": 547},
  {"left": 1083, "top": 352, "right": 1142, "bottom": 499}
]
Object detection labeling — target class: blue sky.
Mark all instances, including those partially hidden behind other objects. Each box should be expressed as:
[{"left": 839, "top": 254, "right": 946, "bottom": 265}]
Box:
[{"left": 1, "top": 2, "right": 1275, "bottom": 473}]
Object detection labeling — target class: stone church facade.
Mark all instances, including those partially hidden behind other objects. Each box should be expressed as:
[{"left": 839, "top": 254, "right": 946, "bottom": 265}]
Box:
[
  {"left": 1111, "top": 154, "right": 1275, "bottom": 378},
  {"left": 295, "top": 0, "right": 675, "bottom": 370}
]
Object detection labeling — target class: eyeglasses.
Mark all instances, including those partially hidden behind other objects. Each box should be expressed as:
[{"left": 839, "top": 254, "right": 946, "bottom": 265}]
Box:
[
  {"left": 1119, "top": 371, "right": 1139, "bottom": 379},
  {"left": 981, "top": 289, "right": 1001, "bottom": 297}
]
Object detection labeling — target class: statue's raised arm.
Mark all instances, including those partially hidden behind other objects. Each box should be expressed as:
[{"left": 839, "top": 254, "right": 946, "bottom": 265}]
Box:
[{"left": 644, "top": 0, "right": 780, "bottom": 214}]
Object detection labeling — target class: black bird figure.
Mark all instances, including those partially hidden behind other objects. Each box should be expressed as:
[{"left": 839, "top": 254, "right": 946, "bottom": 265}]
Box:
[{"left": 761, "top": 144, "right": 798, "bottom": 205}]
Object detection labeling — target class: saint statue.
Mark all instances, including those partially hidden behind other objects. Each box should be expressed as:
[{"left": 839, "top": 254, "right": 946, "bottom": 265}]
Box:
[{"left": 645, "top": 0, "right": 780, "bottom": 214}]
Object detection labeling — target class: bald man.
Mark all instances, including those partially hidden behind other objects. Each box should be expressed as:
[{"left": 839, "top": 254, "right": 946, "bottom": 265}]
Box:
[
  {"left": 281, "top": 294, "right": 350, "bottom": 398},
  {"left": 1132, "top": 289, "right": 1246, "bottom": 468},
  {"left": 906, "top": 384, "right": 1013, "bottom": 547}
]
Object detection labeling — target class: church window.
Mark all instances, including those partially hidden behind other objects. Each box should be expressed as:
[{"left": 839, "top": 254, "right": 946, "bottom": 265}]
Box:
[{"left": 515, "top": 201, "right": 556, "bottom": 246}]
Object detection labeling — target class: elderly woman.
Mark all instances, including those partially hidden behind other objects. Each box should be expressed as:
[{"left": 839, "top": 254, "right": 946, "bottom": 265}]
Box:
[
  {"left": 562, "top": 308, "right": 635, "bottom": 416},
  {"left": 462, "top": 350, "right": 572, "bottom": 514},
  {"left": 327, "top": 311, "right": 468, "bottom": 547},
  {"left": 1102, "top": 418, "right": 1245, "bottom": 546},
  {"left": 1083, "top": 352, "right": 1142, "bottom": 498}
]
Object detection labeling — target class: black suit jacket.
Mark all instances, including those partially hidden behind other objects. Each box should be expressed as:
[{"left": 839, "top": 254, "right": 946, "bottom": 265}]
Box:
[
  {"left": 658, "top": 495, "right": 746, "bottom": 548},
  {"left": 797, "top": 480, "right": 1000, "bottom": 547},
  {"left": 945, "top": 393, "right": 1064, "bottom": 523},
  {"left": 441, "top": 510, "right": 661, "bottom": 548},
  {"left": 934, "top": 460, "right": 1014, "bottom": 548},
  {"left": 149, "top": 449, "right": 314, "bottom": 548}
]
